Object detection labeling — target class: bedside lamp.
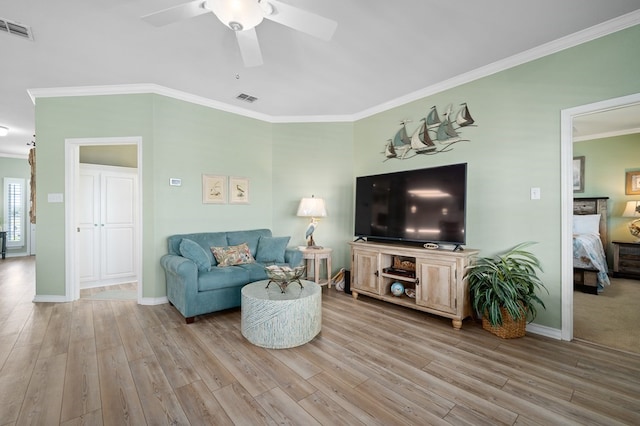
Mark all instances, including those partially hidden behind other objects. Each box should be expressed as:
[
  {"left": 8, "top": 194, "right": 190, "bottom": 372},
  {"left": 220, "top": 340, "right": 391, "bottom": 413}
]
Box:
[
  {"left": 622, "top": 200, "right": 640, "bottom": 241},
  {"left": 297, "top": 195, "right": 327, "bottom": 248}
]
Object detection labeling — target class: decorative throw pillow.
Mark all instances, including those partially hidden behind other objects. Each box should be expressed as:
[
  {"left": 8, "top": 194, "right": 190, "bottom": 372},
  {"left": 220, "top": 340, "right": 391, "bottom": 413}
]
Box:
[
  {"left": 211, "top": 243, "right": 256, "bottom": 267},
  {"left": 179, "top": 238, "right": 211, "bottom": 272},
  {"left": 256, "top": 236, "right": 290, "bottom": 264}
]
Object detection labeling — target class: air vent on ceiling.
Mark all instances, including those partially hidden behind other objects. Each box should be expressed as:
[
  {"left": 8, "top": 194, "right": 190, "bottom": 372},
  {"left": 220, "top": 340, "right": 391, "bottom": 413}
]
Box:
[
  {"left": 0, "top": 17, "right": 33, "bottom": 40},
  {"left": 236, "top": 93, "right": 258, "bottom": 103}
]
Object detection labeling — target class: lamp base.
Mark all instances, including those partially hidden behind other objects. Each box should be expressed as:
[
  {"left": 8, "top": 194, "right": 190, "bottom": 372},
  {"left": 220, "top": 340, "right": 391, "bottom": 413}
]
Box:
[{"left": 306, "top": 235, "right": 323, "bottom": 249}]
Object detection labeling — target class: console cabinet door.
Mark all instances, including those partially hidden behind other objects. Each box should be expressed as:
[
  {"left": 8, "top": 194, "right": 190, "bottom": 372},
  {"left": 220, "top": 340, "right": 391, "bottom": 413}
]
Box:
[
  {"left": 415, "top": 258, "right": 457, "bottom": 315},
  {"left": 352, "top": 249, "right": 379, "bottom": 294}
]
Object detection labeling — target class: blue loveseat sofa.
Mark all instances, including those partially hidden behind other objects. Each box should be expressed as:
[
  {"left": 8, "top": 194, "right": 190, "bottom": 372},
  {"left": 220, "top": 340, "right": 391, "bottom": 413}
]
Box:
[{"left": 160, "top": 229, "right": 303, "bottom": 323}]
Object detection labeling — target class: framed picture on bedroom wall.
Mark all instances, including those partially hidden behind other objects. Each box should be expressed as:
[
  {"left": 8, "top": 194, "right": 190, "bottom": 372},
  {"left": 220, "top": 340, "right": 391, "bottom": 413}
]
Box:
[
  {"left": 625, "top": 171, "right": 640, "bottom": 195},
  {"left": 573, "top": 156, "right": 585, "bottom": 193}
]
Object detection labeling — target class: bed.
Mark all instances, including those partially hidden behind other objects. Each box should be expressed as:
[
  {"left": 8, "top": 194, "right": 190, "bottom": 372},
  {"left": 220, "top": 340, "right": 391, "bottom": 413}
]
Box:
[{"left": 573, "top": 197, "right": 610, "bottom": 294}]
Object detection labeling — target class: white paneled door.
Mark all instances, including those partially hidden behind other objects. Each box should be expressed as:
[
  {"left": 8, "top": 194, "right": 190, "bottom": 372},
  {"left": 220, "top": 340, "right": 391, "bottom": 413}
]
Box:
[{"left": 78, "top": 164, "right": 137, "bottom": 288}]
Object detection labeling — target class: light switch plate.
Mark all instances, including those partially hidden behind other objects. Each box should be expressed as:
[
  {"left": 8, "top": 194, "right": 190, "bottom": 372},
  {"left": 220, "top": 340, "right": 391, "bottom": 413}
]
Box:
[
  {"left": 169, "top": 178, "right": 182, "bottom": 186},
  {"left": 530, "top": 187, "right": 541, "bottom": 200},
  {"left": 48, "top": 193, "right": 64, "bottom": 203}
]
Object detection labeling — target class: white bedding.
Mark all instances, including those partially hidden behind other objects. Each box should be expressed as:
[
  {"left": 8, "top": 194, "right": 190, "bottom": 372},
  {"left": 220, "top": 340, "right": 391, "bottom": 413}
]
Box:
[{"left": 573, "top": 233, "right": 610, "bottom": 290}]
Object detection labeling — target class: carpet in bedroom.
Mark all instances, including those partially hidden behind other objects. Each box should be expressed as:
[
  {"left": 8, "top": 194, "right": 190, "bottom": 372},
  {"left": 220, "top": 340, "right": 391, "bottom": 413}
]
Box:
[{"left": 574, "top": 277, "right": 640, "bottom": 354}]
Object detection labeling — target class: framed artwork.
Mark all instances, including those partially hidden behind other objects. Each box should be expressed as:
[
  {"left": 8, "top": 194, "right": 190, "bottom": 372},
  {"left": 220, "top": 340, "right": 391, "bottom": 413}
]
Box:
[
  {"left": 573, "top": 156, "right": 585, "bottom": 193},
  {"left": 202, "top": 175, "right": 227, "bottom": 204},
  {"left": 229, "top": 177, "right": 250, "bottom": 204},
  {"left": 626, "top": 171, "right": 640, "bottom": 195}
]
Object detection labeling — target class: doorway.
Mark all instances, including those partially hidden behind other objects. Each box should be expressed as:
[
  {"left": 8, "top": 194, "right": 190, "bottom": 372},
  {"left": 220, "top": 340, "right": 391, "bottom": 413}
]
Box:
[
  {"left": 561, "top": 93, "right": 640, "bottom": 342},
  {"left": 64, "top": 137, "right": 142, "bottom": 302}
]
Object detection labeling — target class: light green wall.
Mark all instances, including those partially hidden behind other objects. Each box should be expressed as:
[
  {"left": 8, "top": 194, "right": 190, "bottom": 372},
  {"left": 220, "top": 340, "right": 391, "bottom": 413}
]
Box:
[
  {"left": 35, "top": 94, "right": 154, "bottom": 296},
  {"left": 0, "top": 156, "right": 31, "bottom": 256},
  {"left": 574, "top": 133, "right": 640, "bottom": 261},
  {"left": 354, "top": 24, "right": 640, "bottom": 328},
  {"left": 271, "top": 122, "right": 355, "bottom": 271},
  {"left": 34, "top": 24, "right": 640, "bottom": 329},
  {"left": 151, "top": 96, "right": 275, "bottom": 297}
]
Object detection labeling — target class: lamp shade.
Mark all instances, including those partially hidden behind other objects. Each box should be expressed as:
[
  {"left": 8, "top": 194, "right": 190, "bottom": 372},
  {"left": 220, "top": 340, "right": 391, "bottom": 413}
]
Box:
[
  {"left": 622, "top": 201, "right": 640, "bottom": 218},
  {"left": 297, "top": 197, "right": 327, "bottom": 217}
]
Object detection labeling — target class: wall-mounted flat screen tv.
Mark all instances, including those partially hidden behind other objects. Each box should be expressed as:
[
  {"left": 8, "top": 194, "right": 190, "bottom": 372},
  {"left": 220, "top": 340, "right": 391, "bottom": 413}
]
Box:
[{"left": 354, "top": 163, "right": 467, "bottom": 246}]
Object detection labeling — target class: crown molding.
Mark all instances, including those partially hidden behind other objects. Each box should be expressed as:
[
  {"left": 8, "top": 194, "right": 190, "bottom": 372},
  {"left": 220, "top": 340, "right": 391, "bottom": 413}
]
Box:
[
  {"left": 352, "top": 9, "right": 640, "bottom": 121},
  {"left": 0, "top": 152, "right": 29, "bottom": 160},
  {"left": 28, "top": 10, "right": 640, "bottom": 124},
  {"left": 27, "top": 83, "right": 274, "bottom": 122}
]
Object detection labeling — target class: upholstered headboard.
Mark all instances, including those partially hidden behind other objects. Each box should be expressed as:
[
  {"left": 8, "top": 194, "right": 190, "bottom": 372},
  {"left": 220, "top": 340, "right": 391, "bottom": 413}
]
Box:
[{"left": 573, "top": 197, "right": 609, "bottom": 248}]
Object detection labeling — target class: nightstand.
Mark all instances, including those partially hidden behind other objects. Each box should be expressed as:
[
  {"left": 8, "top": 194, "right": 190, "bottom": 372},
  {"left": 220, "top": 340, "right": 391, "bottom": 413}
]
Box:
[
  {"left": 299, "top": 247, "right": 333, "bottom": 287},
  {"left": 612, "top": 241, "right": 640, "bottom": 280}
]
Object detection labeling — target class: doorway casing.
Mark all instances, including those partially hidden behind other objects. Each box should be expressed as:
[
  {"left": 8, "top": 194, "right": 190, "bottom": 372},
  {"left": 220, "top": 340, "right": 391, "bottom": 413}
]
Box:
[
  {"left": 560, "top": 92, "right": 640, "bottom": 341},
  {"left": 64, "top": 136, "right": 143, "bottom": 302}
]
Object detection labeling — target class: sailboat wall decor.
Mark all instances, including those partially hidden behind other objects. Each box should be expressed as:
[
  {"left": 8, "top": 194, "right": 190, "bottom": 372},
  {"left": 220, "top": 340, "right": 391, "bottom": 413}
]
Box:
[{"left": 383, "top": 102, "right": 476, "bottom": 161}]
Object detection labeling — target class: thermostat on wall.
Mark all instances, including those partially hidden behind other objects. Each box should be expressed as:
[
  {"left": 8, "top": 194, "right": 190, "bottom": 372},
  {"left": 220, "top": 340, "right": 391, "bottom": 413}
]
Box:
[{"left": 169, "top": 178, "right": 182, "bottom": 186}]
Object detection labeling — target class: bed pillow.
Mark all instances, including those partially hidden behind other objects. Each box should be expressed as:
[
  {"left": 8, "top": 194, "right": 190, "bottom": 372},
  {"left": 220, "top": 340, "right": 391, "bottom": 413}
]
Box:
[
  {"left": 255, "top": 236, "right": 291, "bottom": 264},
  {"left": 179, "top": 238, "right": 211, "bottom": 272},
  {"left": 211, "top": 243, "right": 256, "bottom": 267},
  {"left": 573, "top": 214, "right": 600, "bottom": 235}
]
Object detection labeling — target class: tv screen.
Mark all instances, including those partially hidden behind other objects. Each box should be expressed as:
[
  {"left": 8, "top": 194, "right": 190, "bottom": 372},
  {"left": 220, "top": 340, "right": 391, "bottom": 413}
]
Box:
[{"left": 354, "top": 163, "right": 467, "bottom": 246}]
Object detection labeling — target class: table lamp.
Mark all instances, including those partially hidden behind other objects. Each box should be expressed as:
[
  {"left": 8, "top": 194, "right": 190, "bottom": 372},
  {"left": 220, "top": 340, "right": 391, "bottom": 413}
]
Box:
[
  {"left": 297, "top": 195, "right": 327, "bottom": 248},
  {"left": 622, "top": 200, "right": 640, "bottom": 241}
]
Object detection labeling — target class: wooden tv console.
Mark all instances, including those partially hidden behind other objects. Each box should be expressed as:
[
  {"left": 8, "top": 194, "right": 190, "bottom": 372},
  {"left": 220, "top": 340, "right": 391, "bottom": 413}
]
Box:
[{"left": 349, "top": 241, "right": 478, "bottom": 329}]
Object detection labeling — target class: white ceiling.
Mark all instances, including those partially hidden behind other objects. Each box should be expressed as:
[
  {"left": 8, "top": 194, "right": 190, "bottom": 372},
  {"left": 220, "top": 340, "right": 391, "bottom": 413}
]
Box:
[{"left": 1, "top": 0, "right": 640, "bottom": 158}]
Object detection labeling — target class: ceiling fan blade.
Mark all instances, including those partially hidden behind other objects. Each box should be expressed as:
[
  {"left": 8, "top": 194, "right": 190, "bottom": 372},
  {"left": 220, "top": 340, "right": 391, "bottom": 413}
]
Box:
[
  {"left": 264, "top": 0, "right": 337, "bottom": 41},
  {"left": 236, "top": 28, "right": 264, "bottom": 67},
  {"left": 141, "top": 0, "right": 208, "bottom": 27}
]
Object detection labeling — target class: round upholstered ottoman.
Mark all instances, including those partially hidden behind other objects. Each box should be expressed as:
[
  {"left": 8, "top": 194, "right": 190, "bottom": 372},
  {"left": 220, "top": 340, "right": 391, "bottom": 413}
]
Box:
[{"left": 241, "top": 279, "right": 321, "bottom": 349}]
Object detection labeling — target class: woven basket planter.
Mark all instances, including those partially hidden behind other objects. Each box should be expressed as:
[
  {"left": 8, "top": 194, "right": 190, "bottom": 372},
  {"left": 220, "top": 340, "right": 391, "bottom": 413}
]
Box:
[{"left": 482, "top": 307, "right": 526, "bottom": 339}]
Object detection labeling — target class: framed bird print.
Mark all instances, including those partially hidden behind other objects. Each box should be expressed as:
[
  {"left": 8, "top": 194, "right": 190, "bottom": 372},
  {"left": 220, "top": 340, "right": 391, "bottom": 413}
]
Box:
[
  {"left": 202, "top": 174, "right": 227, "bottom": 204},
  {"left": 229, "top": 177, "right": 249, "bottom": 204}
]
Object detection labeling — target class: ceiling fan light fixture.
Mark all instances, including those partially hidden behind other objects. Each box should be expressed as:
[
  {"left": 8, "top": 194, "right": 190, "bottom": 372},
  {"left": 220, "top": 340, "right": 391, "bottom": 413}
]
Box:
[{"left": 206, "top": 0, "right": 264, "bottom": 31}]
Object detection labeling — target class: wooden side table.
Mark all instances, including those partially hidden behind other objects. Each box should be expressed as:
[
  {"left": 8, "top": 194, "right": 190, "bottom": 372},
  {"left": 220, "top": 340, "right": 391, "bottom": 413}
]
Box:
[
  {"left": 612, "top": 241, "right": 640, "bottom": 280},
  {"left": 299, "top": 247, "right": 333, "bottom": 287}
]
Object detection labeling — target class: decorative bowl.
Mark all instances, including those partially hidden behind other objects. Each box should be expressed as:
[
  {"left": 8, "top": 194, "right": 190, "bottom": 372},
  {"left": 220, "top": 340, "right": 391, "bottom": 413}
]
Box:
[
  {"left": 265, "top": 265, "right": 306, "bottom": 293},
  {"left": 390, "top": 281, "right": 404, "bottom": 297}
]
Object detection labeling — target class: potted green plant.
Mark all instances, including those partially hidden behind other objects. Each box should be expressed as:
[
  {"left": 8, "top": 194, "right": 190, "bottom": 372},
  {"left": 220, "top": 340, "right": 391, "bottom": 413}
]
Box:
[{"left": 466, "top": 242, "right": 548, "bottom": 338}]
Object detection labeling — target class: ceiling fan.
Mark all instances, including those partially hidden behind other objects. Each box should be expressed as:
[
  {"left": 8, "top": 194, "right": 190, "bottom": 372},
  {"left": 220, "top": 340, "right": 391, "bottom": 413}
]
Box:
[{"left": 142, "top": 0, "right": 337, "bottom": 67}]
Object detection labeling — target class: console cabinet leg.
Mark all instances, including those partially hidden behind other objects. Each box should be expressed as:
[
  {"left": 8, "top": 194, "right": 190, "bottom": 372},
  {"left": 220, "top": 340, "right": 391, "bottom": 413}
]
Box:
[
  {"left": 451, "top": 319, "right": 462, "bottom": 330},
  {"left": 351, "top": 292, "right": 359, "bottom": 300}
]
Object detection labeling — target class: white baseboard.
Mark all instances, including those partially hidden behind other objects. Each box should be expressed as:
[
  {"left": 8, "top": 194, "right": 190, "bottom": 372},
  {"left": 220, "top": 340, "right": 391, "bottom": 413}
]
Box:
[
  {"left": 32, "top": 294, "right": 69, "bottom": 303},
  {"left": 526, "top": 323, "right": 562, "bottom": 340},
  {"left": 32, "top": 294, "right": 168, "bottom": 305},
  {"left": 140, "top": 296, "right": 168, "bottom": 306}
]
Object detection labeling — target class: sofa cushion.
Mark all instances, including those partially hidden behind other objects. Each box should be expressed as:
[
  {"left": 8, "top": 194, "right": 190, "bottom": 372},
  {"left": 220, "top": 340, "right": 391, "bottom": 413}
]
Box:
[
  {"left": 168, "top": 232, "right": 228, "bottom": 266},
  {"left": 227, "top": 229, "right": 271, "bottom": 257},
  {"left": 255, "top": 236, "right": 290, "bottom": 264},
  {"left": 179, "top": 238, "right": 211, "bottom": 272},
  {"left": 198, "top": 266, "right": 250, "bottom": 291},
  {"left": 237, "top": 263, "right": 269, "bottom": 282},
  {"left": 211, "top": 243, "right": 255, "bottom": 267}
]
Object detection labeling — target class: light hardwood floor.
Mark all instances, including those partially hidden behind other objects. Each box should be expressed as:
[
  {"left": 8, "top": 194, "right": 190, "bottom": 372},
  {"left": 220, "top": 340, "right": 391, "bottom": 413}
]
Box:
[{"left": 1, "top": 256, "right": 639, "bottom": 425}]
